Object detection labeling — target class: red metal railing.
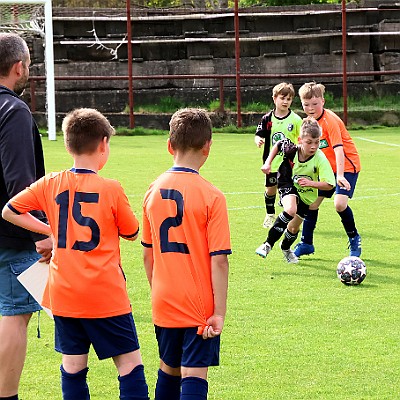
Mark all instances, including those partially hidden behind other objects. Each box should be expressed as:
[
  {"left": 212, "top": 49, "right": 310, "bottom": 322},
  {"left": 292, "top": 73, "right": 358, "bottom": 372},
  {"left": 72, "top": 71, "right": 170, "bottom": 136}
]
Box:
[{"left": 29, "top": 69, "right": 400, "bottom": 122}]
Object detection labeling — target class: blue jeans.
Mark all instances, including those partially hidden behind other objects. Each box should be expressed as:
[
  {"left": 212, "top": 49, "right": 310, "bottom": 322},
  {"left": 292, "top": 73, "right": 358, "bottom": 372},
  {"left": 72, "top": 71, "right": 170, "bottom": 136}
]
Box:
[{"left": 0, "top": 247, "right": 42, "bottom": 316}]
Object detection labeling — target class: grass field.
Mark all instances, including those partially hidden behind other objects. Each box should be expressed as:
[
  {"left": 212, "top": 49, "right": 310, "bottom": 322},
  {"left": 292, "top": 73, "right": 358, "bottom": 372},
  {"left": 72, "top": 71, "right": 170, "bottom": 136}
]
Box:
[{"left": 19, "top": 127, "right": 400, "bottom": 399}]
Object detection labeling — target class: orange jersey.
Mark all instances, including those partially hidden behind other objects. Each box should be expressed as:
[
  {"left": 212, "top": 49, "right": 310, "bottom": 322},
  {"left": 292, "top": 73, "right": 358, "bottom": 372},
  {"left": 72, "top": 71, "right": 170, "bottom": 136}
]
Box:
[
  {"left": 142, "top": 166, "right": 231, "bottom": 330},
  {"left": 8, "top": 168, "right": 139, "bottom": 318},
  {"left": 317, "top": 109, "right": 361, "bottom": 173}
]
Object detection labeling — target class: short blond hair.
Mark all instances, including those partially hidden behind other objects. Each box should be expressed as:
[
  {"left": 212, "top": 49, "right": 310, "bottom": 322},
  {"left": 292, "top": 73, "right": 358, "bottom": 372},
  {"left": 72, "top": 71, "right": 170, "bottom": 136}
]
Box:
[
  {"left": 300, "top": 117, "right": 322, "bottom": 139},
  {"left": 298, "top": 82, "right": 325, "bottom": 100},
  {"left": 272, "top": 82, "right": 295, "bottom": 99},
  {"left": 62, "top": 108, "right": 115, "bottom": 155}
]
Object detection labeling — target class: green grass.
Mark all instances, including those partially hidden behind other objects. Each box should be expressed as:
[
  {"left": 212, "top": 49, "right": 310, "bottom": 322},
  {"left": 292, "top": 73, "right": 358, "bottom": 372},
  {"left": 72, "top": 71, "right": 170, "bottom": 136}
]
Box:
[{"left": 18, "top": 127, "right": 400, "bottom": 399}]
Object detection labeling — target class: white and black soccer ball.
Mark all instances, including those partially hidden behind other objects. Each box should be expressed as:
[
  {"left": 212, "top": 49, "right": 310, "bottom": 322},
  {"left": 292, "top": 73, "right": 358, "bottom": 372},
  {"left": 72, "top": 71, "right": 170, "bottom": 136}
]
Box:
[{"left": 336, "top": 256, "right": 367, "bottom": 285}]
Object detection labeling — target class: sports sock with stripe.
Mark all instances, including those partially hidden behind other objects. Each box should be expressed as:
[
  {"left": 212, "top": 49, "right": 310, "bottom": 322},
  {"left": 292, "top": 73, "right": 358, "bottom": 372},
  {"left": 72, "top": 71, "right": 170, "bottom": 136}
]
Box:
[
  {"left": 266, "top": 211, "right": 293, "bottom": 247},
  {"left": 264, "top": 193, "right": 276, "bottom": 214}
]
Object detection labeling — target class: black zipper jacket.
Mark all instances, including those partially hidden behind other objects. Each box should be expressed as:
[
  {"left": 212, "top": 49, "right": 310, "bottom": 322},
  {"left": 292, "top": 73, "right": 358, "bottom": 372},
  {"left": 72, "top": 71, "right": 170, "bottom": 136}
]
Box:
[{"left": 0, "top": 85, "right": 47, "bottom": 250}]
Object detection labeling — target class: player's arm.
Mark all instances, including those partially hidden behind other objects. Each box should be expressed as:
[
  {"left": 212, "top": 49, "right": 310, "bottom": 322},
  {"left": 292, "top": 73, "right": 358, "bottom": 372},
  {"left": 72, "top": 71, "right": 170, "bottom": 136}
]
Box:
[
  {"left": 333, "top": 145, "right": 350, "bottom": 190},
  {"left": 261, "top": 142, "right": 279, "bottom": 174},
  {"left": 255, "top": 134, "right": 265, "bottom": 147},
  {"left": 255, "top": 113, "right": 272, "bottom": 147},
  {"left": 203, "top": 254, "right": 229, "bottom": 339},
  {"left": 119, "top": 231, "right": 139, "bottom": 241},
  {"left": 142, "top": 246, "right": 154, "bottom": 287},
  {"left": 2, "top": 203, "right": 52, "bottom": 237},
  {"left": 297, "top": 178, "right": 334, "bottom": 191},
  {"left": 2, "top": 206, "right": 53, "bottom": 263},
  {"left": 297, "top": 153, "right": 336, "bottom": 191},
  {"left": 115, "top": 183, "right": 140, "bottom": 241}
]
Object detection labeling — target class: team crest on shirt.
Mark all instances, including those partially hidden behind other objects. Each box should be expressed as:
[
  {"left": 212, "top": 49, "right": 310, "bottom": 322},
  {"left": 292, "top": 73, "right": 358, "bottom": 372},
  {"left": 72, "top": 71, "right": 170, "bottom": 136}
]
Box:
[
  {"left": 287, "top": 124, "right": 294, "bottom": 131},
  {"left": 293, "top": 174, "right": 312, "bottom": 184},
  {"left": 272, "top": 131, "right": 286, "bottom": 145},
  {"left": 319, "top": 139, "right": 329, "bottom": 149}
]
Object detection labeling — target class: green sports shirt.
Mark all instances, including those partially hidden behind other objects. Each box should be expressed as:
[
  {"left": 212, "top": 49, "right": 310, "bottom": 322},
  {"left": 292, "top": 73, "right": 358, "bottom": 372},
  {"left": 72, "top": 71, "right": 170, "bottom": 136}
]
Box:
[
  {"left": 255, "top": 109, "right": 303, "bottom": 172},
  {"left": 277, "top": 140, "right": 336, "bottom": 205}
]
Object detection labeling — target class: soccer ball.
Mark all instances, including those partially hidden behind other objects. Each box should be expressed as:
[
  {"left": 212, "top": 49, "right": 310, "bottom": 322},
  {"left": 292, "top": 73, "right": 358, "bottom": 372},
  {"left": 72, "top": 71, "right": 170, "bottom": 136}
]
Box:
[{"left": 336, "top": 256, "right": 367, "bottom": 285}]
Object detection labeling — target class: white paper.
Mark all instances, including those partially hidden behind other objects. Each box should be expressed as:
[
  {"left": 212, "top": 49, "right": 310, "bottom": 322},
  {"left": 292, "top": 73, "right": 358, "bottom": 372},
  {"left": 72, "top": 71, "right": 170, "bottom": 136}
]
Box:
[{"left": 17, "top": 261, "right": 53, "bottom": 319}]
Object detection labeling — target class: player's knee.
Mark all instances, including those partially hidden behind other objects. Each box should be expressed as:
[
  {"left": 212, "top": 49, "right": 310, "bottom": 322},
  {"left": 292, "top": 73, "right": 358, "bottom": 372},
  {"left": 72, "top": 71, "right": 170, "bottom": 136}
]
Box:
[{"left": 285, "top": 206, "right": 297, "bottom": 217}]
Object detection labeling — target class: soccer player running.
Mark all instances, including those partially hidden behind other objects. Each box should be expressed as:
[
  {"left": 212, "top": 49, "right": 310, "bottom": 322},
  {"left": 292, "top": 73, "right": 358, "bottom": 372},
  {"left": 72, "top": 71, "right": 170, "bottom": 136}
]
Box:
[
  {"left": 294, "top": 82, "right": 362, "bottom": 258},
  {"left": 254, "top": 82, "right": 302, "bottom": 229},
  {"left": 256, "top": 118, "right": 335, "bottom": 264},
  {"left": 2, "top": 109, "right": 149, "bottom": 400},
  {"left": 142, "top": 108, "right": 231, "bottom": 400}
]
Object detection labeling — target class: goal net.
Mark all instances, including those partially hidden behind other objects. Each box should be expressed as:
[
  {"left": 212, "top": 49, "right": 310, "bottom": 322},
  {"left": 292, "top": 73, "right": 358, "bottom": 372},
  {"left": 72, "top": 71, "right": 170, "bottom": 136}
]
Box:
[{"left": 0, "top": 0, "right": 56, "bottom": 140}]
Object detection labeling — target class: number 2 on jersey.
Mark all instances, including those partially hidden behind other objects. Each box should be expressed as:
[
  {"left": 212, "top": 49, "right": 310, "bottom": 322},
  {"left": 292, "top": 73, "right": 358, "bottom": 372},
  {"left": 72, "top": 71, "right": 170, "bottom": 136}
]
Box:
[{"left": 159, "top": 189, "right": 189, "bottom": 254}]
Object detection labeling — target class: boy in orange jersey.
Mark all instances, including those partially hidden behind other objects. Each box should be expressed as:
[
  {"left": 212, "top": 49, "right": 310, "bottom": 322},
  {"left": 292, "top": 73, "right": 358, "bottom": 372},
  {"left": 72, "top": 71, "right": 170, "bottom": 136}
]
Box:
[
  {"left": 142, "top": 108, "right": 231, "bottom": 400},
  {"left": 294, "top": 82, "right": 362, "bottom": 258},
  {"left": 2, "top": 108, "right": 149, "bottom": 400}
]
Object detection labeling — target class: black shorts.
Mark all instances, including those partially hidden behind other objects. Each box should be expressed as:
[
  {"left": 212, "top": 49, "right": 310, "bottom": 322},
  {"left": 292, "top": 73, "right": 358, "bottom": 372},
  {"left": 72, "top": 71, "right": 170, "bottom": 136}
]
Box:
[
  {"left": 278, "top": 186, "right": 310, "bottom": 219},
  {"left": 265, "top": 172, "right": 278, "bottom": 188}
]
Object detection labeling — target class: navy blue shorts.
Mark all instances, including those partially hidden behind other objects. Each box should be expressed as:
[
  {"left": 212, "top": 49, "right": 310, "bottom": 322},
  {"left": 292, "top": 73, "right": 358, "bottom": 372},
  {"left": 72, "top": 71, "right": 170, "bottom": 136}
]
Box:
[
  {"left": 319, "top": 172, "right": 359, "bottom": 199},
  {"left": 155, "top": 325, "right": 220, "bottom": 368},
  {"left": 54, "top": 313, "right": 140, "bottom": 360},
  {"left": 0, "top": 248, "right": 41, "bottom": 316}
]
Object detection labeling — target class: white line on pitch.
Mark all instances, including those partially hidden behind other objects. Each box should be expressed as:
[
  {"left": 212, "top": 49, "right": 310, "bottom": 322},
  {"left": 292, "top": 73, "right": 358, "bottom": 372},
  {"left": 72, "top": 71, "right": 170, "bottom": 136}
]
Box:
[
  {"left": 228, "top": 192, "right": 400, "bottom": 210},
  {"left": 354, "top": 137, "right": 400, "bottom": 147}
]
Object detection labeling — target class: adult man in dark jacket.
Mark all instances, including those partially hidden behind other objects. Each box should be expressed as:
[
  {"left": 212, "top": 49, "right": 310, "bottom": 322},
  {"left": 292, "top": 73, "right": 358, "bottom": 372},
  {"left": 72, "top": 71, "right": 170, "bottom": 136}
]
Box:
[{"left": 0, "top": 33, "right": 52, "bottom": 400}]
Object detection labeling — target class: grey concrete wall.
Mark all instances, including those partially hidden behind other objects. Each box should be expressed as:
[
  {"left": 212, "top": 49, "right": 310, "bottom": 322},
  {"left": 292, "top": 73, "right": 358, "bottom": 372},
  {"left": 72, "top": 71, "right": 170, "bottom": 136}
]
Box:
[{"left": 25, "top": 0, "right": 400, "bottom": 127}]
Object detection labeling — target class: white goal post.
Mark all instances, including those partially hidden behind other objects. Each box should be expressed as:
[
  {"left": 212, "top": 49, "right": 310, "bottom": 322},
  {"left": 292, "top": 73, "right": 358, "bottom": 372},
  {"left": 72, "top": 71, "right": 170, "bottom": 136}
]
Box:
[{"left": 0, "top": 0, "right": 56, "bottom": 140}]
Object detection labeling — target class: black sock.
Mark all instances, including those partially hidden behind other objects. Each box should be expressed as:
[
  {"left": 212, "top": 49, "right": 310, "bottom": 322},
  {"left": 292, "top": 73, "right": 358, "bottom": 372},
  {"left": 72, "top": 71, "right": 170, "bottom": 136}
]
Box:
[
  {"left": 266, "top": 211, "right": 293, "bottom": 247},
  {"left": 281, "top": 229, "right": 299, "bottom": 250},
  {"left": 264, "top": 193, "right": 276, "bottom": 215},
  {"left": 0, "top": 396, "right": 18, "bottom": 400},
  {"left": 337, "top": 206, "right": 358, "bottom": 238}
]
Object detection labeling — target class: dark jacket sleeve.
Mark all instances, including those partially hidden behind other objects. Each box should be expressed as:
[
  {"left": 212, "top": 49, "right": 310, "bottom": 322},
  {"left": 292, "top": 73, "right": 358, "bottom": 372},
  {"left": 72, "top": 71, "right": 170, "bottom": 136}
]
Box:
[{"left": 0, "top": 102, "right": 47, "bottom": 243}]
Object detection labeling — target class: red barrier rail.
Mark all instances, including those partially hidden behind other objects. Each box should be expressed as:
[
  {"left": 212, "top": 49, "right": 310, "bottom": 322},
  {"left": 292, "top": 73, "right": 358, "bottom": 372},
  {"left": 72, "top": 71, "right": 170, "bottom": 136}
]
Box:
[{"left": 29, "top": 69, "right": 400, "bottom": 123}]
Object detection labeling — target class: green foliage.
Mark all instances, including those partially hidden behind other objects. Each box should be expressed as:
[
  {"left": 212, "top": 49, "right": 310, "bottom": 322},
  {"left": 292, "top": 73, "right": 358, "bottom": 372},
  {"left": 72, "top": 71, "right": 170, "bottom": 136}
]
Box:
[
  {"left": 129, "top": 93, "right": 400, "bottom": 115},
  {"left": 114, "top": 126, "right": 167, "bottom": 136},
  {"left": 213, "top": 124, "right": 255, "bottom": 133},
  {"left": 53, "top": 0, "right": 343, "bottom": 8},
  {"left": 238, "top": 0, "right": 341, "bottom": 6},
  {"left": 135, "top": 97, "right": 185, "bottom": 113}
]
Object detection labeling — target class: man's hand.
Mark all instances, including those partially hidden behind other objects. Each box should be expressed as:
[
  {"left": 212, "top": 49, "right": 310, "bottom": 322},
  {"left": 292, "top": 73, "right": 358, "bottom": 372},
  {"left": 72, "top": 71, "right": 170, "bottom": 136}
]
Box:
[
  {"left": 202, "top": 314, "right": 225, "bottom": 339},
  {"left": 35, "top": 236, "right": 53, "bottom": 263}
]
